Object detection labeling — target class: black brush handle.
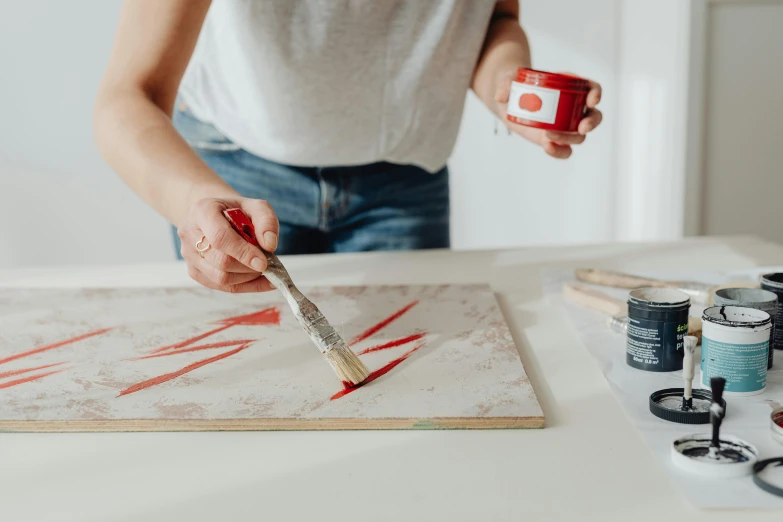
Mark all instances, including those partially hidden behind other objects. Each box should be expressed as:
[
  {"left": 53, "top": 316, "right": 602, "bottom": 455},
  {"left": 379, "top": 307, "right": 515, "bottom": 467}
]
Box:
[{"left": 710, "top": 377, "right": 726, "bottom": 448}]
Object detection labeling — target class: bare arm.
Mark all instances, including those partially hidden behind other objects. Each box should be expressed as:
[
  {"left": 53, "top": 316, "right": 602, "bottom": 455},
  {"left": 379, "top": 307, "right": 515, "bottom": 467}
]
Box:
[
  {"left": 94, "top": 0, "right": 233, "bottom": 226},
  {"left": 471, "top": 0, "right": 603, "bottom": 159},
  {"left": 95, "top": 0, "right": 278, "bottom": 293},
  {"left": 471, "top": 0, "right": 531, "bottom": 115}
]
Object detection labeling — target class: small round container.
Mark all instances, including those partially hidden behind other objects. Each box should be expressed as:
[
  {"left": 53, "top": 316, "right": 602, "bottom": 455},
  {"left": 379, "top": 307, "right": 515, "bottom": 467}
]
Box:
[
  {"left": 672, "top": 433, "right": 758, "bottom": 478},
  {"left": 772, "top": 407, "right": 783, "bottom": 445},
  {"left": 626, "top": 288, "right": 690, "bottom": 372},
  {"left": 760, "top": 273, "right": 783, "bottom": 352},
  {"left": 713, "top": 288, "right": 778, "bottom": 369},
  {"left": 700, "top": 306, "right": 772, "bottom": 396},
  {"left": 505, "top": 68, "right": 590, "bottom": 132}
]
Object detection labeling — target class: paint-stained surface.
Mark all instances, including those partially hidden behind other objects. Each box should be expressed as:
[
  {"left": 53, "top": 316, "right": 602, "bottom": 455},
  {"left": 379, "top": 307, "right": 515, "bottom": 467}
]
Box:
[{"left": 0, "top": 285, "right": 543, "bottom": 430}]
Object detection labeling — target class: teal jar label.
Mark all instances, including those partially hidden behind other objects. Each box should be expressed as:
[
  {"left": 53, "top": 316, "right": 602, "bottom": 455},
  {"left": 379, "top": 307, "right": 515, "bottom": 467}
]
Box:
[{"left": 701, "top": 337, "right": 768, "bottom": 393}]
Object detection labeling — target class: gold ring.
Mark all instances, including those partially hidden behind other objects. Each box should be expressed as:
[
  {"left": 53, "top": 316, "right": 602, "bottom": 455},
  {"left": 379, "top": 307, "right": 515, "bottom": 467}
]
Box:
[{"left": 195, "top": 236, "right": 211, "bottom": 258}]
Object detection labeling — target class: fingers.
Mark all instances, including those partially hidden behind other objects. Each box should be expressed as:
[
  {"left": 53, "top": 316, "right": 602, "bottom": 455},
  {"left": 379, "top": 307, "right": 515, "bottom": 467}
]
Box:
[
  {"left": 494, "top": 70, "right": 516, "bottom": 104},
  {"left": 586, "top": 81, "right": 602, "bottom": 109},
  {"left": 195, "top": 200, "right": 268, "bottom": 272},
  {"left": 578, "top": 108, "right": 603, "bottom": 135},
  {"left": 544, "top": 131, "right": 586, "bottom": 145},
  {"left": 241, "top": 199, "right": 280, "bottom": 252},
  {"left": 197, "top": 257, "right": 262, "bottom": 287},
  {"left": 187, "top": 264, "right": 276, "bottom": 294},
  {"left": 543, "top": 141, "right": 573, "bottom": 160}
]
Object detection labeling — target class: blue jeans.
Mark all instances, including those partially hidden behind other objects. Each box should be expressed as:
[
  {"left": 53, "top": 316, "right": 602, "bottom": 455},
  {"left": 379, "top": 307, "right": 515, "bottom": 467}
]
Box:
[{"left": 170, "top": 102, "right": 450, "bottom": 256}]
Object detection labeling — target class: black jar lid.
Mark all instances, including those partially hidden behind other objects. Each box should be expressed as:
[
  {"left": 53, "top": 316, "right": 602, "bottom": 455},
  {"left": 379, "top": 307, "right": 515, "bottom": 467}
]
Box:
[
  {"left": 753, "top": 457, "right": 783, "bottom": 498},
  {"left": 649, "top": 388, "right": 726, "bottom": 424}
]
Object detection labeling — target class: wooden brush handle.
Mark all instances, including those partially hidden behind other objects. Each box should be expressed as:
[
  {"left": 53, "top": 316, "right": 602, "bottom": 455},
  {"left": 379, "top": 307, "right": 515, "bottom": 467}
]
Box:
[
  {"left": 563, "top": 282, "right": 703, "bottom": 341},
  {"left": 563, "top": 283, "right": 627, "bottom": 317},
  {"left": 575, "top": 268, "right": 672, "bottom": 290}
]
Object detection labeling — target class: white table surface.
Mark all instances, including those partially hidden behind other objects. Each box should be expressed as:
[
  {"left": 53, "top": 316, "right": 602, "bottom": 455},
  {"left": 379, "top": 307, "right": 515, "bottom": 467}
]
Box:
[{"left": 2, "top": 235, "right": 783, "bottom": 522}]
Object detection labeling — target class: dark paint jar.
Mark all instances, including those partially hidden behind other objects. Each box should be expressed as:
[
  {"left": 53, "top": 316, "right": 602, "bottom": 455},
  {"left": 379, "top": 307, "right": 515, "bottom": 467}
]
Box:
[
  {"left": 760, "top": 273, "right": 783, "bottom": 353},
  {"left": 506, "top": 68, "right": 590, "bottom": 132},
  {"left": 626, "top": 288, "right": 690, "bottom": 372}
]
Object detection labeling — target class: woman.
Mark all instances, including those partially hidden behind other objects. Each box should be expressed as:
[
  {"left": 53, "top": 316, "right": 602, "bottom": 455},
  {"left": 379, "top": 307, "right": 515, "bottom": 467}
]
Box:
[{"left": 95, "top": 0, "right": 602, "bottom": 293}]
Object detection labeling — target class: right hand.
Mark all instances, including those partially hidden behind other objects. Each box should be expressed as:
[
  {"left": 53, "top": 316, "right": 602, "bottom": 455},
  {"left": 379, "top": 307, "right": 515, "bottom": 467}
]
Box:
[{"left": 177, "top": 197, "right": 279, "bottom": 293}]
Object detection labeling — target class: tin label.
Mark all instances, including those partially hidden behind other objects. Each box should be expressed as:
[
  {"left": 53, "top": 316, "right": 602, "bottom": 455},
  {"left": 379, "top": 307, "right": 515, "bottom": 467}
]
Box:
[
  {"left": 626, "top": 317, "right": 687, "bottom": 371},
  {"left": 701, "top": 338, "right": 768, "bottom": 393},
  {"left": 507, "top": 82, "right": 560, "bottom": 125}
]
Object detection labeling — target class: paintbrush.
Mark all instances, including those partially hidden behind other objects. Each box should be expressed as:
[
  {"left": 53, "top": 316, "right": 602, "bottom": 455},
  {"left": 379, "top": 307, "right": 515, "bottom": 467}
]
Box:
[
  {"left": 574, "top": 268, "right": 757, "bottom": 305},
  {"left": 562, "top": 282, "right": 703, "bottom": 341},
  {"left": 223, "top": 208, "right": 370, "bottom": 385},
  {"left": 682, "top": 336, "right": 697, "bottom": 410},
  {"left": 709, "top": 377, "right": 727, "bottom": 459}
]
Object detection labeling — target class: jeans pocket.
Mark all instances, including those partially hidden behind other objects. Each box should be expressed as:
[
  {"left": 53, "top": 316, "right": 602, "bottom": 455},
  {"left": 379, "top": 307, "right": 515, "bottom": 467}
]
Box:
[{"left": 172, "top": 99, "right": 240, "bottom": 152}]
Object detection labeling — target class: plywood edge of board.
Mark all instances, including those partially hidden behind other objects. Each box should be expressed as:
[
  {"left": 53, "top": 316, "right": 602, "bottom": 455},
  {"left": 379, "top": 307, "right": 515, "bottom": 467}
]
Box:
[{"left": 0, "top": 416, "right": 544, "bottom": 432}]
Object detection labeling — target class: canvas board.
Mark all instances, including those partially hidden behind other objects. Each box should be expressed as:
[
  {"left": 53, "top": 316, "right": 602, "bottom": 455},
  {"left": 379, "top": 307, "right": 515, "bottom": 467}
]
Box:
[{"left": 0, "top": 284, "right": 543, "bottom": 431}]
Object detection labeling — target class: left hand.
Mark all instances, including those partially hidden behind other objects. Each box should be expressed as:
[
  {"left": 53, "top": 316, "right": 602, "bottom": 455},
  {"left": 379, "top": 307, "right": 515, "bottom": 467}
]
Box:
[{"left": 494, "top": 69, "right": 603, "bottom": 159}]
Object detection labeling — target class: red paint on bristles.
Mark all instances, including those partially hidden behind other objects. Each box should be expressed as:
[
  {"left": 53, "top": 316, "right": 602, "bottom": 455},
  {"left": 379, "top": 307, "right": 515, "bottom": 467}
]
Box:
[{"left": 330, "top": 342, "right": 425, "bottom": 400}]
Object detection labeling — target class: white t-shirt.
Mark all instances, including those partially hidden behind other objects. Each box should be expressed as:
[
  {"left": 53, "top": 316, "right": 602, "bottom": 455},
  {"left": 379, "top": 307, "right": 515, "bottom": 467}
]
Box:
[{"left": 179, "top": 0, "right": 497, "bottom": 173}]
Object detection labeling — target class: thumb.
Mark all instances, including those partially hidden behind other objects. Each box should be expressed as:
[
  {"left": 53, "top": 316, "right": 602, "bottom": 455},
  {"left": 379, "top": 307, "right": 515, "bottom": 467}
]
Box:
[{"left": 240, "top": 199, "right": 280, "bottom": 252}]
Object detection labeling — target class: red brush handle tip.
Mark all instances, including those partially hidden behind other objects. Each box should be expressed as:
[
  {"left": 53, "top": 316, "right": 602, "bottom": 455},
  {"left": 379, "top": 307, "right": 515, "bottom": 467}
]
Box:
[{"left": 223, "top": 209, "right": 259, "bottom": 247}]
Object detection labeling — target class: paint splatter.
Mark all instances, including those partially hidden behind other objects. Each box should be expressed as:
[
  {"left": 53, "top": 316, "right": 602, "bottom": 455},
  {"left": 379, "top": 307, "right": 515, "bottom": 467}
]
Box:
[
  {"left": 118, "top": 343, "right": 250, "bottom": 397},
  {"left": 150, "top": 307, "right": 279, "bottom": 354},
  {"left": 0, "top": 362, "right": 66, "bottom": 380},
  {"left": 0, "top": 369, "right": 66, "bottom": 390},
  {"left": 356, "top": 333, "right": 426, "bottom": 355},
  {"left": 349, "top": 301, "right": 419, "bottom": 346},
  {"left": 131, "top": 340, "right": 254, "bottom": 360},
  {"left": 330, "top": 343, "right": 425, "bottom": 400},
  {"left": 519, "top": 93, "right": 543, "bottom": 112},
  {"left": 0, "top": 328, "right": 112, "bottom": 366}
]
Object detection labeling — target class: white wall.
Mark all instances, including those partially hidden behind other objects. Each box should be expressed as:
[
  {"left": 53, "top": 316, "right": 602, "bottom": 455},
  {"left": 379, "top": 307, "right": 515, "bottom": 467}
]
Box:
[
  {"left": 700, "top": 2, "right": 783, "bottom": 243},
  {"left": 0, "top": 1, "right": 173, "bottom": 269},
  {"left": 450, "top": 0, "right": 619, "bottom": 250}
]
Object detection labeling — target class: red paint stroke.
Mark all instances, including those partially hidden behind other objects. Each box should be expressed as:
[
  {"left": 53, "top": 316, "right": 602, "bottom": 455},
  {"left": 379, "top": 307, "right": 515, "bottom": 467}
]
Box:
[
  {"left": 118, "top": 343, "right": 249, "bottom": 397},
  {"left": 330, "top": 342, "right": 425, "bottom": 400},
  {"left": 150, "top": 307, "right": 280, "bottom": 354},
  {"left": 0, "top": 362, "right": 66, "bottom": 380},
  {"left": 149, "top": 324, "right": 233, "bottom": 354},
  {"left": 356, "top": 333, "right": 426, "bottom": 355},
  {"left": 0, "top": 328, "right": 112, "bottom": 366},
  {"left": 0, "top": 369, "right": 66, "bottom": 390},
  {"left": 349, "top": 300, "right": 419, "bottom": 346},
  {"left": 132, "top": 340, "right": 254, "bottom": 360},
  {"left": 519, "top": 93, "right": 543, "bottom": 112},
  {"left": 218, "top": 307, "right": 280, "bottom": 326}
]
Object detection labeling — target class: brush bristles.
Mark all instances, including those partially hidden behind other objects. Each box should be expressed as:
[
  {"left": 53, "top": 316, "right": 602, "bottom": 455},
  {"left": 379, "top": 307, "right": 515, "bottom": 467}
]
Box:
[{"left": 325, "top": 344, "right": 370, "bottom": 385}]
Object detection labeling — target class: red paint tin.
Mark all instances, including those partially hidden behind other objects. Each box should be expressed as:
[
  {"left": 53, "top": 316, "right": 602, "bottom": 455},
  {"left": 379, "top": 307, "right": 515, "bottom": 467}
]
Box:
[{"left": 506, "top": 68, "right": 590, "bottom": 132}]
